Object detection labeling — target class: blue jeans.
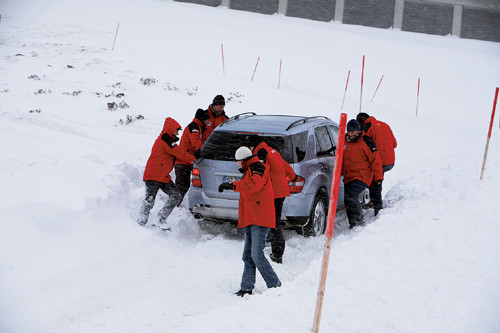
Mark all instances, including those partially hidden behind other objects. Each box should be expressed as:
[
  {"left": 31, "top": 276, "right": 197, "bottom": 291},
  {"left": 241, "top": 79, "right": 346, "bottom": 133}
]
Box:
[{"left": 240, "top": 225, "right": 281, "bottom": 291}]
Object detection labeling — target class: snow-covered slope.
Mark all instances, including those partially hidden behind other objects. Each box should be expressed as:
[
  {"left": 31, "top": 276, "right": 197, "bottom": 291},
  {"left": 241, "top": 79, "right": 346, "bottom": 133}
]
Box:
[{"left": 1, "top": 0, "right": 499, "bottom": 332}]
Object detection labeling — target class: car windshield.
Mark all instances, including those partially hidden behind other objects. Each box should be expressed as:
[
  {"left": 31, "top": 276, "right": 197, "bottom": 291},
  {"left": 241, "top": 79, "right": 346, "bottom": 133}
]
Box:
[{"left": 201, "top": 132, "right": 294, "bottom": 163}]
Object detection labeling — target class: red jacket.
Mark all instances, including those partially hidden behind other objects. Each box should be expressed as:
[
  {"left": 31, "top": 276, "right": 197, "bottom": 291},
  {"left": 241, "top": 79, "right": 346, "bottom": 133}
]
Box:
[
  {"left": 363, "top": 116, "right": 397, "bottom": 166},
  {"left": 233, "top": 156, "right": 275, "bottom": 229},
  {"left": 143, "top": 118, "right": 196, "bottom": 183},
  {"left": 204, "top": 105, "right": 228, "bottom": 139},
  {"left": 342, "top": 134, "right": 383, "bottom": 186},
  {"left": 175, "top": 118, "right": 206, "bottom": 166},
  {"left": 253, "top": 142, "right": 296, "bottom": 198}
]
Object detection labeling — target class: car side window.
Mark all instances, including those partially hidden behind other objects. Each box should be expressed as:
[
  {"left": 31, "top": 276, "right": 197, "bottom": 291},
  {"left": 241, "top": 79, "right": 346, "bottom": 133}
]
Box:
[
  {"left": 291, "top": 131, "right": 308, "bottom": 163},
  {"left": 315, "top": 126, "right": 335, "bottom": 156},
  {"left": 327, "top": 125, "right": 338, "bottom": 146}
]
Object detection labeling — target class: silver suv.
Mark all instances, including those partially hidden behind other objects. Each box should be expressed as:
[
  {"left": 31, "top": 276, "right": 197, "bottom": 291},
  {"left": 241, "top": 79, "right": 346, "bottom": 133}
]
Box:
[{"left": 187, "top": 113, "right": 347, "bottom": 236}]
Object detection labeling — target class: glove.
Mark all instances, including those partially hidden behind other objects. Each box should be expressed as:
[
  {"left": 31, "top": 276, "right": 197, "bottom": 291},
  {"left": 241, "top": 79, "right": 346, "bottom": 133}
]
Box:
[
  {"left": 238, "top": 167, "right": 244, "bottom": 174},
  {"left": 193, "top": 149, "right": 202, "bottom": 159},
  {"left": 218, "top": 182, "right": 234, "bottom": 193}
]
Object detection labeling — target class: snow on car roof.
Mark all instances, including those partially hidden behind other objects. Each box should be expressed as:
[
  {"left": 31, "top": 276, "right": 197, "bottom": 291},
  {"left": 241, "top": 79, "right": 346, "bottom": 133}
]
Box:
[{"left": 217, "top": 114, "right": 336, "bottom": 135}]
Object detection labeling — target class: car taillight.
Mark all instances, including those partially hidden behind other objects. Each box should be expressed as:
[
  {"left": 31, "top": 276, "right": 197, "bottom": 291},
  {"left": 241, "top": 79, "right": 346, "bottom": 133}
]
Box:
[
  {"left": 191, "top": 168, "right": 202, "bottom": 187},
  {"left": 288, "top": 175, "right": 305, "bottom": 194}
]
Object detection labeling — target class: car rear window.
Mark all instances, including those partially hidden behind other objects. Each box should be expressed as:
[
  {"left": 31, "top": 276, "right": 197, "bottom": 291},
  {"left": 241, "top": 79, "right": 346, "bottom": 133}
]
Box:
[{"left": 201, "top": 132, "right": 294, "bottom": 163}]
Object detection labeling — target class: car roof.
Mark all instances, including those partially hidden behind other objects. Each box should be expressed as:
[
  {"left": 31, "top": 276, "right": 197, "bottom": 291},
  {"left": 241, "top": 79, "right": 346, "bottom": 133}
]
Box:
[{"left": 216, "top": 113, "right": 337, "bottom": 135}]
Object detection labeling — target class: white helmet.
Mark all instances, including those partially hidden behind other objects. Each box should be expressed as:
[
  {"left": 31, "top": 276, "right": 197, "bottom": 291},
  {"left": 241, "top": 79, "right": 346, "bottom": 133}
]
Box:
[{"left": 235, "top": 146, "right": 252, "bottom": 161}]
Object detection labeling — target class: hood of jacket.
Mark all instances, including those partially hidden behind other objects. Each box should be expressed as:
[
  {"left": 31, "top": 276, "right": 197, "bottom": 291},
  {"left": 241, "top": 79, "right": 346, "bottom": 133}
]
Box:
[{"left": 162, "top": 117, "right": 182, "bottom": 137}]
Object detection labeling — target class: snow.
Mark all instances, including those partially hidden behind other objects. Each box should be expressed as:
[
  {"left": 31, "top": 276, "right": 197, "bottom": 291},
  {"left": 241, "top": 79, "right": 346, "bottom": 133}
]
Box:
[{"left": 1, "top": 0, "right": 499, "bottom": 332}]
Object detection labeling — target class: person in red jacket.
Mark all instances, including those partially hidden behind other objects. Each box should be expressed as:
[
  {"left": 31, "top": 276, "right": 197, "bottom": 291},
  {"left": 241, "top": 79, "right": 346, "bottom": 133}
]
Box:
[
  {"left": 174, "top": 108, "right": 210, "bottom": 205},
  {"left": 138, "top": 117, "right": 196, "bottom": 230},
  {"left": 218, "top": 146, "right": 281, "bottom": 297},
  {"left": 342, "top": 119, "right": 383, "bottom": 229},
  {"left": 248, "top": 135, "right": 296, "bottom": 264},
  {"left": 204, "top": 95, "right": 229, "bottom": 140},
  {"left": 356, "top": 113, "right": 397, "bottom": 215}
]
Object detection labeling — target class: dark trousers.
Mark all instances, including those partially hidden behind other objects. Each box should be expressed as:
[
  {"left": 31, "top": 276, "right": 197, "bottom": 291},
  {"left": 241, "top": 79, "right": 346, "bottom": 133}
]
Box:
[
  {"left": 138, "top": 180, "right": 181, "bottom": 225},
  {"left": 174, "top": 164, "right": 193, "bottom": 206},
  {"left": 268, "top": 197, "right": 286, "bottom": 258},
  {"left": 344, "top": 179, "right": 368, "bottom": 227},
  {"left": 368, "top": 163, "right": 394, "bottom": 210}
]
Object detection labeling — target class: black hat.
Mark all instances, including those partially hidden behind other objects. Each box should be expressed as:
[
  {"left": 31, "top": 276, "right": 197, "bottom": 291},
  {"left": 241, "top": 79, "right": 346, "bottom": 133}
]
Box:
[
  {"left": 347, "top": 119, "right": 361, "bottom": 132},
  {"left": 247, "top": 134, "right": 262, "bottom": 147},
  {"left": 356, "top": 112, "right": 370, "bottom": 125},
  {"left": 195, "top": 108, "right": 210, "bottom": 122},
  {"left": 212, "top": 95, "right": 225, "bottom": 106}
]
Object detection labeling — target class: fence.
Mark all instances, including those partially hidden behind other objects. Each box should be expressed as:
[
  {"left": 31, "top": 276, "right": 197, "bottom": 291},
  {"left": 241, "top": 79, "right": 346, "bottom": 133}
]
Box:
[{"left": 174, "top": 0, "right": 500, "bottom": 43}]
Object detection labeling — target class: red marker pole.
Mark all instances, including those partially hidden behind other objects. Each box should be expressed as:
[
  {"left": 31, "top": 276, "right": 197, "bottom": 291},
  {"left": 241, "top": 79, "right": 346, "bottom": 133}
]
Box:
[
  {"left": 341, "top": 70, "right": 350, "bottom": 110},
  {"left": 416, "top": 78, "right": 421, "bottom": 116},
  {"left": 359, "top": 55, "right": 365, "bottom": 113},
  {"left": 278, "top": 59, "right": 282, "bottom": 89},
  {"left": 221, "top": 43, "right": 225, "bottom": 76},
  {"left": 251, "top": 56, "right": 260, "bottom": 81},
  {"left": 312, "top": 113, "right": 347, "bottom": 333},
  {"left": 112, "top": 23, "right": 120, "bottom": 51},
  {"left": 480, "top": 87, "right": 499, "bottom": 180},
  {"left": 370, "top": 75, "right": 384, "bottom": 103}
]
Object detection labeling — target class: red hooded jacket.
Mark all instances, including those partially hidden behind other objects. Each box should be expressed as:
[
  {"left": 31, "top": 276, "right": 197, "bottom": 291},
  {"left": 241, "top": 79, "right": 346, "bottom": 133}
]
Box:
[
  {"left": 233, "top": 156, "right": 275, "bottom": 229},
  {"left": 253, "top": 142, "right": 296, "bottom": 198},
  {"left": 204, "top": 105, "right": 228, "bottom": 139},
  {"left": 175, "top": 118, "right": 206, "bottom": 166},
  {"left": 143, "top": 117, "right": 196, "bottom": 183},
  {"left": 362, "top": 116, "right": 397, "bottom": 166},
  {"left": 342, "top": 134, "right": 383, "bottom": 186}
]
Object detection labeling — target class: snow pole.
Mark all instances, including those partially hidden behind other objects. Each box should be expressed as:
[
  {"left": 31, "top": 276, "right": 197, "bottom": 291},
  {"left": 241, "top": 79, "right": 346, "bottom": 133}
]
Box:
[
  {"left": 341, "top": 70, "right": 350, "bottom": 110},
  {"left": 416, "top": 78, "right": 421, "bottom": 116},
  {"left": 278, "top": 59, "right": 282, "bottom": 89},
  {"left": 221, "top": 43, "right": 225, "bottom": 76},
  {"left": 480, "top": 87, "right": 499, "bottom": 180},
  {"left": 359, "top": 55, "right": 365, "bottom": 113},
  {"left": 251, "top": 56, "right": 260, "bottom": 81},
  {"left": 370, "top": 75, "right": 384, "bottom": 103},
  {"left": 112, "top": 23, "right": 120, "bottom": 51},
  {"left": 312, "top": 113, "right": 347, "bottom": 333}
]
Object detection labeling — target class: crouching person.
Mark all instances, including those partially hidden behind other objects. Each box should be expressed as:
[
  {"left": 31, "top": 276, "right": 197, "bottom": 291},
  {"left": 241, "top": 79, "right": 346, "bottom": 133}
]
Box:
[
  {"left": 138, "top": 117, "right": 196, "bottom": 231},
  {"left": 218, "top": 146, "right": 281, "bottom": 296}
]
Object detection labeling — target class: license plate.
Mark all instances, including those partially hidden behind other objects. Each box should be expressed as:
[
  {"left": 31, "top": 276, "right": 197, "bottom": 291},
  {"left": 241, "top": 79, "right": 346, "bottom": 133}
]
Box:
[{"left": 223, "top": 176, "right": 241, "bottom": 183}]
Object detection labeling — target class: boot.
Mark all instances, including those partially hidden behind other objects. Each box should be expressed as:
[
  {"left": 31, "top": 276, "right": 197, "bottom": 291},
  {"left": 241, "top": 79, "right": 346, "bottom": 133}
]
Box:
[
  {"left": 235, "top": 289, "right": 252, "bottom": 297},
  {"left": 270, "top": 253, "right": 282, "bottom": 264}
]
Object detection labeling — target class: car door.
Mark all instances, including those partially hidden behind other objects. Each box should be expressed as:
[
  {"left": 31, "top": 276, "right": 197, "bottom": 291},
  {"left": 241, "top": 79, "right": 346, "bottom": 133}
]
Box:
[
  {"left": 326, "top": 125, "right": 344, "bottom": 206},
  {"left": 314, "top": 125, "right": 336, "bottom": 200}
]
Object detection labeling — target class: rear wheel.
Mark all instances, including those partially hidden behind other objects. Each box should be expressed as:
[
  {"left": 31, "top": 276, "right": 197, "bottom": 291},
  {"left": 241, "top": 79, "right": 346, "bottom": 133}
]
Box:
[{"left": 303, "top": 191, "right": 328, "bottom": 237}]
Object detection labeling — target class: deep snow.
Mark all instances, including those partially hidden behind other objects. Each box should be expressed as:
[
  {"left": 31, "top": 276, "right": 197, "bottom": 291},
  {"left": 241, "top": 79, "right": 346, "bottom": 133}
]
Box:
[{"left": 1, "top": 0, "right": 499, "bottom": 332}]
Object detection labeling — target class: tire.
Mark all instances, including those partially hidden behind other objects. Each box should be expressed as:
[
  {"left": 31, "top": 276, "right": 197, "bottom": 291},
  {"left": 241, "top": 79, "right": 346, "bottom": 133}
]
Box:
[{"left": 303, "top": 190, "right": 328, "bottom": 237}]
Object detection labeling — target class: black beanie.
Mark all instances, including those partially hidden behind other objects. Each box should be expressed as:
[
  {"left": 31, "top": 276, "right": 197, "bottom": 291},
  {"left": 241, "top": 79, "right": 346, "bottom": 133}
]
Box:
[
  {"left": 356, "top": 112, "right": 370, "bottom": 125},
  {"left": 347, "top": 119, "right": 361, "bottom": 132},
  {"left": 195, "top": 108, "right": 210, "bottom": 122},
  {"left": 212, "top": 95, "right": 225, "bottom": 106}
]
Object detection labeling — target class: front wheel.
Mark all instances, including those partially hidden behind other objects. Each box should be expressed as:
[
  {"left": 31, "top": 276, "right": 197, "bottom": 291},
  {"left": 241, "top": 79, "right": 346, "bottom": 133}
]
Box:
[{"left": 303, "top": 192, "right": 327, "bottom": 237}]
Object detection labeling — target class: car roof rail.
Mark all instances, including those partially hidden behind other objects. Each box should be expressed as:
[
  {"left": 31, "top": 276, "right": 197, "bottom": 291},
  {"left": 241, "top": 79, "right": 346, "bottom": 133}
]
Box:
[
  {"left": 286, "top": 116, "right": 330, "bottom": 131},
  {"left": 219, "top": 112, "right": 257, "bottom": 127}
]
